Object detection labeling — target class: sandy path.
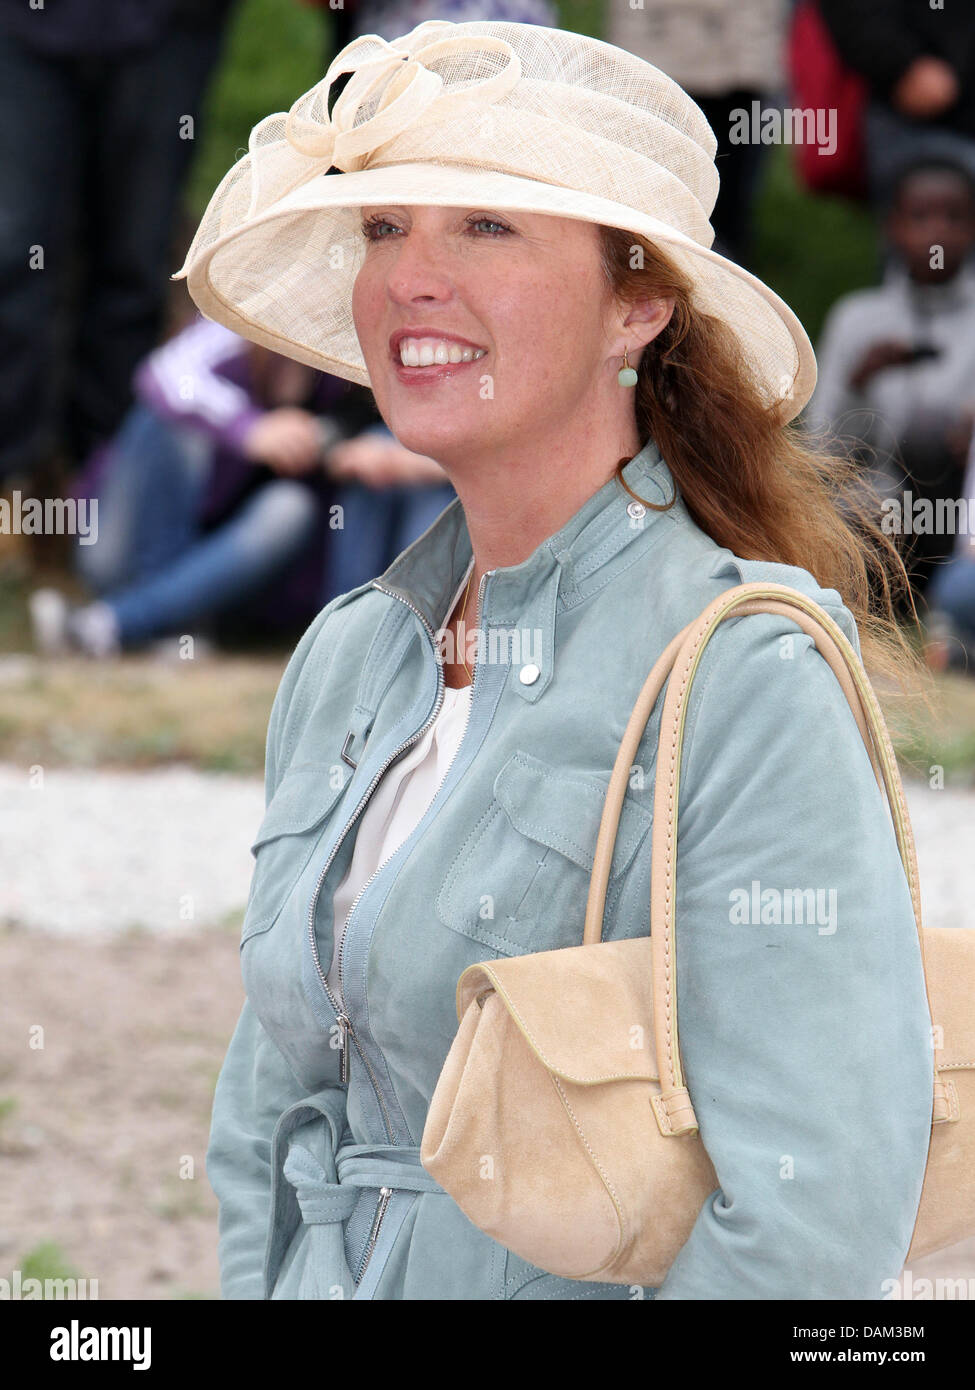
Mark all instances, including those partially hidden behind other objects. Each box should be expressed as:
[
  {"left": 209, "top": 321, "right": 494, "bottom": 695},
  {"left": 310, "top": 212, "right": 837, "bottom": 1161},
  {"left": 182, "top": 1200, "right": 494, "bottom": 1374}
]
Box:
[
  {"left": 0, "top": 926, "right": 243, "bottom": 1299},
  {"left": 0, "top": 770, "right": 972, "bottom": 1299}
]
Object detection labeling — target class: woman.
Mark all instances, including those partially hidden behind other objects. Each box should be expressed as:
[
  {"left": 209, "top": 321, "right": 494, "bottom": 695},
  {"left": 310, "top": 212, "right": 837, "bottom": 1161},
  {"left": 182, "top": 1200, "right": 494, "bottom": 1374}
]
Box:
[{"left": 172, "top": 20, "right": 934, "bottom": 1299}]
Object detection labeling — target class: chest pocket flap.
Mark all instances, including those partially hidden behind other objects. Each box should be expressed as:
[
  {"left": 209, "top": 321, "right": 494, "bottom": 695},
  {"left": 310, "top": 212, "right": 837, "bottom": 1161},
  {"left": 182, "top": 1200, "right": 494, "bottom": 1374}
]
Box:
[
  {"left": 437, "top": 749, "right": 652, "bottom": 957},
  {"left": 494, "top": 750, "right": 650, "bottom": 878},
  {"left": 243, "top": 761, "right": 350, "bottom": 942}
]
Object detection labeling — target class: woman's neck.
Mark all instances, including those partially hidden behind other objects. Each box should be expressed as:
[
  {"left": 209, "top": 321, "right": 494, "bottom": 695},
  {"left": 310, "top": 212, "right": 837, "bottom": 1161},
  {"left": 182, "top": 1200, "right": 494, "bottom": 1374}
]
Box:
[
  {"left": 459, "top": 431, "right": 640, "bottom": 580},
  {"left": 437, "top": 424, "right": 642, "bottom": 687}
]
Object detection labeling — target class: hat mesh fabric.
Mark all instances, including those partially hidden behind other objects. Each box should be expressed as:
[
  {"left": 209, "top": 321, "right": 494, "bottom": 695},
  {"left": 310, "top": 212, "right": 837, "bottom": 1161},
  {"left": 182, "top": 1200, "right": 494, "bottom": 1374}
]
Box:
[{"left": 174, "top": 20, "right": 814, "bottom": 417}]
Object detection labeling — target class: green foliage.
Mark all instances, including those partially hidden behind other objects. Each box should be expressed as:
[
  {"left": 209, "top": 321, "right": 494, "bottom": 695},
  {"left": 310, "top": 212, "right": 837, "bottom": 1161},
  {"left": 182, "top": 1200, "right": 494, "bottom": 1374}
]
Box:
[
  {"left": 19, "top": 1241, "right": 81, "bottom": 1283},
  {"left": 184, "top": 0, "right": 334, "bottom": 217},
  {"left": 0, "top": 559, "right": 34, "bottom": 652}
]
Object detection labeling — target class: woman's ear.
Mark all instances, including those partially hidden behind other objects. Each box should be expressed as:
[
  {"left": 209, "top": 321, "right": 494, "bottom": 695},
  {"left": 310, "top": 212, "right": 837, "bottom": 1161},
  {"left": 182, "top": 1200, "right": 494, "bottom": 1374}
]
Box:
[{"left": 625, "top": 295, "right": 676, "bottom": 349}]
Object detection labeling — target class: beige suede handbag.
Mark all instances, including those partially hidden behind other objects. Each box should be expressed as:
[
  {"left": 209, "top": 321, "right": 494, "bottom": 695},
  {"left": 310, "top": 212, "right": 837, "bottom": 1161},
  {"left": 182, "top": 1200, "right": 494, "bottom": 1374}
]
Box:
[{"left": 420, "top": 582, "right": 975, "bottom": 1285}]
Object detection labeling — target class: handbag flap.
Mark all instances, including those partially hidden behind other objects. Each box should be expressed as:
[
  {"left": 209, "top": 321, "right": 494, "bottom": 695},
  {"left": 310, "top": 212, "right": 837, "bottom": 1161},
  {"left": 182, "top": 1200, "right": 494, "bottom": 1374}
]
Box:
[{"left": 456, "top": 937, "right": 660, "bottom": 1084}]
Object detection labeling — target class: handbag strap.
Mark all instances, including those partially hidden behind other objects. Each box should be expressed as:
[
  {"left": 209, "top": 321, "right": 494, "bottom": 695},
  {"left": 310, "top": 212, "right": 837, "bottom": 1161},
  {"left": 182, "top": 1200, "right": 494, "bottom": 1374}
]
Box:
[{"left": 583, "top": 581, "right": 929, "bottom": 1137}]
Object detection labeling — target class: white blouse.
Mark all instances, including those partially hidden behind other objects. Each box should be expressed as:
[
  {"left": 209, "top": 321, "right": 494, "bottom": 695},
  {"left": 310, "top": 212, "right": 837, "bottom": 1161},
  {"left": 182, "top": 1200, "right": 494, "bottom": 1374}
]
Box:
[{"left": 326, "top": 561, "right": 475, "bottom": 993}]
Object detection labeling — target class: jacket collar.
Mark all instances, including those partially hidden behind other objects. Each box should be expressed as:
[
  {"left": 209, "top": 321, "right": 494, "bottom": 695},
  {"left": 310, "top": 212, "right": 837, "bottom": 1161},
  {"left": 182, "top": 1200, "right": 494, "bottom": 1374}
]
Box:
[{"left": 374, "top": 434, "right": 679, "bottom": 637}]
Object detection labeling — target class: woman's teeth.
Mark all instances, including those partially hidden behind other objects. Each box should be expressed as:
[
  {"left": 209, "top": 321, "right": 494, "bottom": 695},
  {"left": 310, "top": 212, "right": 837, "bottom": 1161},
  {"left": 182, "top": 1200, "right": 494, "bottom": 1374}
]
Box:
[{"left": 398, "top": 338, "right": 487, "bottom": 367}]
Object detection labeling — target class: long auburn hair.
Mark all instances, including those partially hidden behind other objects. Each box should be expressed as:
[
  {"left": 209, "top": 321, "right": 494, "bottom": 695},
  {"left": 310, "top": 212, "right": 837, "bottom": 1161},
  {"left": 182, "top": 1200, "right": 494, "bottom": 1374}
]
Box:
[{"left": 598, "top": 225, "right": 927, "bottom": 697}]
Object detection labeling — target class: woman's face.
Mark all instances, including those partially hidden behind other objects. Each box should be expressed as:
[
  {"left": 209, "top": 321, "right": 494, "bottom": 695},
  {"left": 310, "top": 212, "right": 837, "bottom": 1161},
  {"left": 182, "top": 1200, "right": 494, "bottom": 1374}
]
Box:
[{"left": 351, "top": 204, "right": 632, "bottom": 466}]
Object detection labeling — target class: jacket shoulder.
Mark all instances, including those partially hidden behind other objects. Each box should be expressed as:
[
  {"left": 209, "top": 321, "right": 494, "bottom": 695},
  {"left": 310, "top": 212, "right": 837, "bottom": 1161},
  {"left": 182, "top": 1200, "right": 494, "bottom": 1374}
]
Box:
[
  {"left": 644, "top": 509, "right": 863, "bottom": 658},
  {"left": 661, "top": 547, "right": 878, "bottom": 817},
  {"left": 705, "top": 550, "right": 862, "bottom": 656}
]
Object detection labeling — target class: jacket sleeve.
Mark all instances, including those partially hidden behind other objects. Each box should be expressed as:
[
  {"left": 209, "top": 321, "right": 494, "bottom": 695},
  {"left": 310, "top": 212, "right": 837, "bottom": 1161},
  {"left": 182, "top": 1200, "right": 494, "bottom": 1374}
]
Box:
[
  {"left": 206, "top": 599, "right": 347, "bottom": 1299},
  {"left": 207, "top": 999, "right": 314, "bottom": 1299},
  {"left": 652, "top": 605, "right": 933, "bottom": 1300}
]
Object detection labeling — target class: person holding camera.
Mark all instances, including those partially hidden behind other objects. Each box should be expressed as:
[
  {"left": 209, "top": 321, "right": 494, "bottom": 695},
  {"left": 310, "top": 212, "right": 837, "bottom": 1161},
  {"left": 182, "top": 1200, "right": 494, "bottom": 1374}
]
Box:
[{"left": 805, "top": 155, "right": 975, "bottom": 602}]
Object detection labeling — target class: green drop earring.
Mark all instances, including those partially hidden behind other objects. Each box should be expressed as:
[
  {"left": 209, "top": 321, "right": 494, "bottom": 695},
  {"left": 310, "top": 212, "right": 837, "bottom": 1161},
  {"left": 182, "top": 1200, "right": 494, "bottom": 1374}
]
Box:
[{"left": 618, "top": 345, "right": 638, "bottom": 387}]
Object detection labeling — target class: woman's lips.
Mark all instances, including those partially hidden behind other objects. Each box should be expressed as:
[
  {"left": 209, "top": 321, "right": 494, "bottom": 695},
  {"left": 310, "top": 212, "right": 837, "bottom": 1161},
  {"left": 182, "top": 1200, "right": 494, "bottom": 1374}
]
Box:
[{"left": 391, "top": 352, "right": 489, "bottom": 385}]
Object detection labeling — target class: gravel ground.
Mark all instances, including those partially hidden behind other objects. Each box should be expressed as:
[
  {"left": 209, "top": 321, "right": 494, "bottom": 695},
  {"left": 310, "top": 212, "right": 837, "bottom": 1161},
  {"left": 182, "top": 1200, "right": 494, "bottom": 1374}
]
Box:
[
  {"left": 0, "top": 763, "right": 264, "bottom": 934},
  {"left": 0, "top": 764, "right": 972, "bottom": 935},
  {"left": 900, "top": 783, "right": 975, "bottom": 931},
  {"left": 0, "top": 766, "right": 972, "bottom": 1299}
]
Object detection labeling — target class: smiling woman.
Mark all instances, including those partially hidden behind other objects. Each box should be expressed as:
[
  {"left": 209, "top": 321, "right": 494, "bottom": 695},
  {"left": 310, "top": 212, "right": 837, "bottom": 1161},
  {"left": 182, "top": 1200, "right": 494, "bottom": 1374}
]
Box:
[
  {"left": 347, "top": 199, "right": 678, "bottom": 648},
  {"left": 170, "top": 19, "right": 938, "bottom": 1302}
]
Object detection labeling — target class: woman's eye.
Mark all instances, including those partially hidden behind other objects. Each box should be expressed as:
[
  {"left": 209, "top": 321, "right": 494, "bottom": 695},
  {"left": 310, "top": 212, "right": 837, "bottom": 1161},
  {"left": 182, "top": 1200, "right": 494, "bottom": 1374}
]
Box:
[
  {"left": 360, "top": 217, "right": 398, "bottom": 240},
  {"left": 468, "top": 217, "right": 511, "bottom": 235},
  {"left": 360, "top": 215, "right": 511, "bottom": 241}
]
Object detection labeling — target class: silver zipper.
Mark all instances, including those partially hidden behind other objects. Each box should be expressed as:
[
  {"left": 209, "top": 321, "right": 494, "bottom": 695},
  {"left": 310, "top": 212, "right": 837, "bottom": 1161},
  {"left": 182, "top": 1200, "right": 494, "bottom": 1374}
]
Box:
[
  {"left": 335, "top": 1013, "right": 351, "bottom": 1084},
  {"left": 305, "top": 568, "right": 491, "bottom": 1136},
  {"left": 333, "top": 569, "right": 488, "bottom": 991},
  {"left": 356, "top": 1185, "right": 393, "bottom": 1283}
]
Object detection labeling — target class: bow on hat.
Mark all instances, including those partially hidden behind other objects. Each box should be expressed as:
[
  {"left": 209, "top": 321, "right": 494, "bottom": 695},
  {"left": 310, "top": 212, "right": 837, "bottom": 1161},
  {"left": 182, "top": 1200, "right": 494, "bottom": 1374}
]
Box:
[{"left": 284, "top": 26, "right": 523, "bottom": 173}]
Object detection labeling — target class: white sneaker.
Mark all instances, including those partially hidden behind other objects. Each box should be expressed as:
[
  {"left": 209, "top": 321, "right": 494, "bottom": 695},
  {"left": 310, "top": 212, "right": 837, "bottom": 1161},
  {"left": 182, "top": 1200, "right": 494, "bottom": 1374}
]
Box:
[
  {"left": 28, "top": 588, "right": 70, "bottom": 655},
  {"left": 66, "top": 601, "right": 122, "bottom": 658}
]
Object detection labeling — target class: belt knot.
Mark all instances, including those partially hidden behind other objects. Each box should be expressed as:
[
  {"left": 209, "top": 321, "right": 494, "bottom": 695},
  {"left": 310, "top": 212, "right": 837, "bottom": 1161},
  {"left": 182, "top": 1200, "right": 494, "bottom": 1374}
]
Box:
[{"left": 283, "top": 1138, "right": 446, "bottom": 1225}]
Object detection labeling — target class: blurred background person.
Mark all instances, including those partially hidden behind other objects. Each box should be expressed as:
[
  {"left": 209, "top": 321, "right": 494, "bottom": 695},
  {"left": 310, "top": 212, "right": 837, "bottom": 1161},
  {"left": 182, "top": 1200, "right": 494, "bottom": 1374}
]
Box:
[
  {"left": 321, "top": 422, "right": 456, "bottom": 603},
  {"left": 925, "top": 432, "right": 975, "bottom": 676},
  {"left": 804, "top": 156, "right": 975, "bottom": 618},
  {"left": 818, "top": 0, "right": 975, "bottom": 212},
  {"left": 1, "top": 0, "right": 973, "bottom": 1308},
  {"left": 604, "top": 0, "right": 787, "bottom": 267},
  {"left": 28, "top": 317, "right": 453, "bottom": 656},
  {"left": 0, "top": 0, "right": 239, "bottom": 502}
]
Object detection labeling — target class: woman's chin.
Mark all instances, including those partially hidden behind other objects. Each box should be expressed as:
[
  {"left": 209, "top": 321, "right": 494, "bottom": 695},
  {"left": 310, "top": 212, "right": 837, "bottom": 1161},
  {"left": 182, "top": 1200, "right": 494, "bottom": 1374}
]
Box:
[{"left": 382, "top": 414, "right": 485, "bottom": 463}]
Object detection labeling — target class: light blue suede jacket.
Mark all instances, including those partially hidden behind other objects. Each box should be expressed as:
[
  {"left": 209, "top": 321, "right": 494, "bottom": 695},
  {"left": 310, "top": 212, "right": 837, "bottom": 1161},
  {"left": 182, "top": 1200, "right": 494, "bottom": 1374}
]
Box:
[{"left": 208, "top": 436, "right": 933, "bottom": 1300}]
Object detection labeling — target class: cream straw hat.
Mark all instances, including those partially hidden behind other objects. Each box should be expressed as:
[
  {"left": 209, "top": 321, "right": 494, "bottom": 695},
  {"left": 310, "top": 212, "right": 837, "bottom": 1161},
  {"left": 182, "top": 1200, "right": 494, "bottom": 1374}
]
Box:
[{"left": 171, "top": 19, "right": 816, "bottom": 422}]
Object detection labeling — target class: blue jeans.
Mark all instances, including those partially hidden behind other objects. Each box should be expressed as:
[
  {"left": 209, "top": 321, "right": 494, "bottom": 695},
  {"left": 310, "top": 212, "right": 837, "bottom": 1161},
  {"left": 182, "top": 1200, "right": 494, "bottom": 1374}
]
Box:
[
  {"left": 928, "top": 548, "right": 975, "bottom": 641},
  {"left": 76, "top": 403, "right": 320, "bottom": 646},
  {"left": 321, "top": 454, "right": 456, "bottom": 605}
]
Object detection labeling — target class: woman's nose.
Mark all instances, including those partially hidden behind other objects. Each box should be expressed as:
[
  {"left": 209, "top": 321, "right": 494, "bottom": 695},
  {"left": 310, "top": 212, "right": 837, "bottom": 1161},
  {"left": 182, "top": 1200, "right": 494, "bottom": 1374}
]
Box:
[{"left": 385, "top": 234, "right": 454, "bottom": 304}]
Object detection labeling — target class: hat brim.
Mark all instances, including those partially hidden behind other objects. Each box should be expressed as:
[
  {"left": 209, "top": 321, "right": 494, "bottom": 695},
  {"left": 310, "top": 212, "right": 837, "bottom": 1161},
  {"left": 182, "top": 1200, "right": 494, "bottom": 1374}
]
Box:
[{"left": 173, "top": 161, "right": 816, "bottom": 423}]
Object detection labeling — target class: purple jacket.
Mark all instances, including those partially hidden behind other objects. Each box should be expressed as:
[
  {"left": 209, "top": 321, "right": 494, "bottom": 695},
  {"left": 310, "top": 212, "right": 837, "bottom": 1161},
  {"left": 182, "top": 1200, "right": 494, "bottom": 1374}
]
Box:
[
  {"left": 135, "top": 316, "right": 356, "bottom": 524},
  {"left": 78, "top": 313, "right": 376, "bottom": 525}
]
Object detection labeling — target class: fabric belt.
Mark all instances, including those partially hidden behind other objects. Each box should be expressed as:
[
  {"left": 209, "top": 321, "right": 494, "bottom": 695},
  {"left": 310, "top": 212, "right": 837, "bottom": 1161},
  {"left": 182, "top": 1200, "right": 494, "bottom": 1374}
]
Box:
[
  {"left": 284, "top": 1140, "right": 446, "bottom": 1226},
  {"left": 265, "top": 1090, "right": 448, "bottom": 1297}
]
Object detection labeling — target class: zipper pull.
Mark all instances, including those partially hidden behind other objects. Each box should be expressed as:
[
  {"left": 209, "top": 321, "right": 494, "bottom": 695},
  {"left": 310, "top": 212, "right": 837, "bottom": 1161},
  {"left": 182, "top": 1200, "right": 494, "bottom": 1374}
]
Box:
[
  {"left": 371, "top": 1187, "right": 393, "bottom": 1242},
  {"left": 358, "top": 1186, "right": 394, "bottom": 1282},
  {"left": 336, "top": 1013, "right": 351, "bottom": 1083}
]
